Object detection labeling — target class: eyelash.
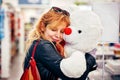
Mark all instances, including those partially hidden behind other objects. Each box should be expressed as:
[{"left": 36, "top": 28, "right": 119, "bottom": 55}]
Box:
[
  {"left": 51, "top": 29, "right": 57, "bottom": 31},
  {"left": 51, "top": 29, "right": 64, "bottom": 33}
]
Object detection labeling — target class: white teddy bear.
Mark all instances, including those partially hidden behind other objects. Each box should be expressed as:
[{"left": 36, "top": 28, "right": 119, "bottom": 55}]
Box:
[{"left": 61, "top": 10, "right": 103, "bottom": 79}]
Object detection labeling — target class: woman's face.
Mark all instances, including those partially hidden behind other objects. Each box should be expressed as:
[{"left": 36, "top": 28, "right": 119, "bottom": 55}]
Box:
[{"left": 44, "top": 22, "right": 67, "bottom": 43}]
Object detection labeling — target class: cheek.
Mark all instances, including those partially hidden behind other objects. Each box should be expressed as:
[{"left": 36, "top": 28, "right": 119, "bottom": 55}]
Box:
[{"left": 46, "top": 30, "right": 55, "bottom": 37}]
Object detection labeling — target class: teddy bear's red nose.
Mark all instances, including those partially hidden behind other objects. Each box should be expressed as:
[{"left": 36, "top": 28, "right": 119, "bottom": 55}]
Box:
[{"left": 64, "top": 27, "right": 72, "bottom": 35}]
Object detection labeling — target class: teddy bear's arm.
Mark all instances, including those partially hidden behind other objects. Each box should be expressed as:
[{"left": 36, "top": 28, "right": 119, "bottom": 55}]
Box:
[{"left": 60, "top": 51, "right": 86, "bottom": 78}]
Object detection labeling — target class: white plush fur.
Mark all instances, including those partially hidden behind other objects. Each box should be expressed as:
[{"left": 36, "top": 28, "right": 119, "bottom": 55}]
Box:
[
  {"left": 60, "top": 51, "right": 86, "bottom": 78},
  {"left": 60, "top": 10, "right": 103, "bottom": 78},
  {"left": 64, "top": 10, "right": 103, "bottom": 57}
]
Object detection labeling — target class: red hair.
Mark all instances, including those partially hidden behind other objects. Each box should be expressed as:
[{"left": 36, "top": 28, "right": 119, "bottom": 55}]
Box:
[{"left": 56, "top": 40, "right": 66, "bottom": 57}]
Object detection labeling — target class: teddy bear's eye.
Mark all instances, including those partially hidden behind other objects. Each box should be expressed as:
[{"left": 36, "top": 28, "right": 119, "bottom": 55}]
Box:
[{"left": 78, "top": 30, "right": 82, "bottom": 34}]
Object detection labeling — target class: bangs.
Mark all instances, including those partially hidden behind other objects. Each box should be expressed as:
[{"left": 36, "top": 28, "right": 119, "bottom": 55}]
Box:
[{"left": 47, "top": 16, "right": 70, "bottom": 29}]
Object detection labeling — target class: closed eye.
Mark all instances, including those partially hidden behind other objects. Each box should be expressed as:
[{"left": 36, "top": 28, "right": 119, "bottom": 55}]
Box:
[{"left": 51, "top": 29, "right": 57, "bottom": 31}]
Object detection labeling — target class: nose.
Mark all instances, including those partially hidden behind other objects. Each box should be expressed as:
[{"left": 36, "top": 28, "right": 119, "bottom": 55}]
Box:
[
  {"left": 56, "top": 31, "right": 61, "bottom": 38},
  {"left": 64, "top": 27, "right": 72, "bottom": 35}
]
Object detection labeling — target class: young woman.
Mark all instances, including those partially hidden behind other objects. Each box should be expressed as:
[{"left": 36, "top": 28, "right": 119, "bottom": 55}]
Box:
[{"left": 23, "top": 6, "right": 97, "bottom": 80}]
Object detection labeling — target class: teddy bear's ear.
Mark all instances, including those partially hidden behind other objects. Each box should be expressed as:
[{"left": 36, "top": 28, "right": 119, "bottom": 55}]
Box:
[{"left": 64, "top": 27, "right": 72, "bottom": 35}]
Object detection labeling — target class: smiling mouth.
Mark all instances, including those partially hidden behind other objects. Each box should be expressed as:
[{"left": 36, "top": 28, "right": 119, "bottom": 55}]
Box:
[
  {"left": 53, "top": 39, "right": 60, "bottom": 42},
  {"left": 52, "top": 38, "right": 60, "bottom": 42}
]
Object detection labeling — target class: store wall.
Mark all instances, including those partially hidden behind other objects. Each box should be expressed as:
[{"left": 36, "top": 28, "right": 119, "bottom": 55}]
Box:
[{"left": 92, "top": 2, "right": 119, "bottom": 43}]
